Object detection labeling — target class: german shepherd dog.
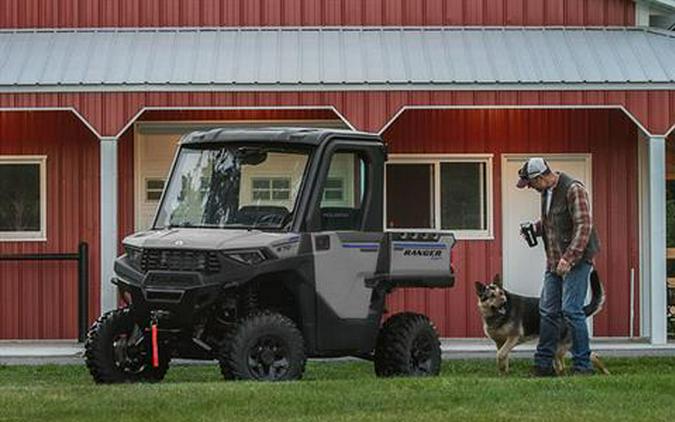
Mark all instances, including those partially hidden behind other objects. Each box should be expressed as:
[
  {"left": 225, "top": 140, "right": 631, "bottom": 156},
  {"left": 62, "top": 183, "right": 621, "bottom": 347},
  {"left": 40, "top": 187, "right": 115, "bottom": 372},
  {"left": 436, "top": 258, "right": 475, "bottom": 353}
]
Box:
[{"left": 474, "top": 272, "right": 609, "bottom": 375}]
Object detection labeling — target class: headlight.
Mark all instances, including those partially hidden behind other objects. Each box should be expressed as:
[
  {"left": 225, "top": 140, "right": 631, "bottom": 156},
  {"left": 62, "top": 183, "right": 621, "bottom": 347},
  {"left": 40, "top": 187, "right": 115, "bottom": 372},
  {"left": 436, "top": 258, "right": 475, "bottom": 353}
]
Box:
[
  {"left": 223, "top": 249, "right": 269, "bottom": 265},
  {"left": 125, "top": 246, "right": 143, "bottom": 271}
]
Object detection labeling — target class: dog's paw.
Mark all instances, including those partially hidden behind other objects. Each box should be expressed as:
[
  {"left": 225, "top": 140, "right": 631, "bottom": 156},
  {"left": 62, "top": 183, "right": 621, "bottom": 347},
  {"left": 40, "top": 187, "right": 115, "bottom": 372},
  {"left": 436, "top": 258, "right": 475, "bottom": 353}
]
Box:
[{"left": 497, "top": 359, "right": 510, "bottom": 375}]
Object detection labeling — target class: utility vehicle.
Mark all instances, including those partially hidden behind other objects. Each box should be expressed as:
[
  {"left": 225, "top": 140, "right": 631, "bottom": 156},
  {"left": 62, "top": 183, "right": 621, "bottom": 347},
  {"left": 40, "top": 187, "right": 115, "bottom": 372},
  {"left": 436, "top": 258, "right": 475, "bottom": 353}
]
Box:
[{"left": 85, "top": 128, "right": 455, "bottom": 383}]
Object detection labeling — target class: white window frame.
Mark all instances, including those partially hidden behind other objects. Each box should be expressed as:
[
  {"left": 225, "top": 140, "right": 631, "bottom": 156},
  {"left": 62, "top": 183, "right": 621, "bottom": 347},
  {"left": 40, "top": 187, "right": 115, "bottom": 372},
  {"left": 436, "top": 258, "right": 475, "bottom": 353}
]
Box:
[
  {"left": 251, "top": 177, "right": 292, "bottom": 202},
  {"left": 384, "top": 154, "right": 494, "bottom": 240},
  {"left": 145, "top": 177, "right": 166, "bottom": 202},
  {"left": 0, "top": 155, "right": 47, "bottom": 242},
  {"left": 322, "top": 177, "right": 346, "bottom": 202}
]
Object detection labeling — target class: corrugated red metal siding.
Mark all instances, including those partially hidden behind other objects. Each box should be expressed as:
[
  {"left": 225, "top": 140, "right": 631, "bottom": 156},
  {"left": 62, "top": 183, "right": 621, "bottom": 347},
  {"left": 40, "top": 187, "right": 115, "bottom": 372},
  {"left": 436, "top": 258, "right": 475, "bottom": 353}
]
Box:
[
  {"left": 1, "top": 91, "right": 673, "bottom": 138},
  {"left": 382, "top": 108, "right": 639, "bottom": 337},
  {"left": 0, "top": 93, "right": 666, "bottom": 338},
  {"left": 0, "top": 0, "right": 635, "bottom": 28},
  {"left": 0, "top": 111, "right": 100, "bottom": 339},
  {"left": 138, "top": 109, "right": 342, "bottom": 123},
  {"left": 116, "top": 107, "right": 640, "bottom": 337}
]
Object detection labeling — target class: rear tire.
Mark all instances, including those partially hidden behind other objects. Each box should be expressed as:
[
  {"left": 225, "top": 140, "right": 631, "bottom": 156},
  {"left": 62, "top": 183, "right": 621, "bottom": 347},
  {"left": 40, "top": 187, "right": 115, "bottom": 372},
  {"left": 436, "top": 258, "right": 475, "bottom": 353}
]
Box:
[
  {"left": 374, "top": 312, "right": 442, "bottom": 377},
  {"left": 218, "top": 311, "right": 306, "bottom": 381},
  {"left": 84, "top": 308, "right": 170, "bottom": 384}
]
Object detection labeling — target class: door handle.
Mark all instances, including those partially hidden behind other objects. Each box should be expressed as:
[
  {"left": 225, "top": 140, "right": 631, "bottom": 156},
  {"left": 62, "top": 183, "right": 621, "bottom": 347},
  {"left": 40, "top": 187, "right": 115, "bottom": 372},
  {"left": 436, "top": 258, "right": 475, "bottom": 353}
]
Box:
[{"left": 315, "top": 235, "right": 330, "bottom": 251}]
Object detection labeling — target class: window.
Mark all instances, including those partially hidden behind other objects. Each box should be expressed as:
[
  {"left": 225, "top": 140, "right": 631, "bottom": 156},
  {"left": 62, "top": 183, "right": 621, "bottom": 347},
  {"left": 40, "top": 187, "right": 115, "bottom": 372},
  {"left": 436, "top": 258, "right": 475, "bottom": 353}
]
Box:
[
  {"left": 251, "top": 177, "right": 291, "bottom": 201},
  {"left": 319, "top": 152, "right": 366, "bottom": 231},
  {"left": 0, "top": 156, "right": 47, "bottom": 241},
  {"left": 323, "top": 178, "right": 344, "bottom": 201},
  {"left": 385, "top": 155, "right": 492, "bottom": 239},
  {"left": 386, "top": 164, "right": 434, "bottom": 229},
  {"left": 440, "top": 162, "right": 487, "bottom": 231},
  {"left": 145, "top": 179, "right": 165, "bottom": 201}
]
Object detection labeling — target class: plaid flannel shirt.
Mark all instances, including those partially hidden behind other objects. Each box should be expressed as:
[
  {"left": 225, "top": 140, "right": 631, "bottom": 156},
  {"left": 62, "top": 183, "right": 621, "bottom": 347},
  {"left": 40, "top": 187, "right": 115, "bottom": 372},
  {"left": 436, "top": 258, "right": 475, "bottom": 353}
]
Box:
[{"left": 535, "top": 181, "right": 593, "bottom": 271}]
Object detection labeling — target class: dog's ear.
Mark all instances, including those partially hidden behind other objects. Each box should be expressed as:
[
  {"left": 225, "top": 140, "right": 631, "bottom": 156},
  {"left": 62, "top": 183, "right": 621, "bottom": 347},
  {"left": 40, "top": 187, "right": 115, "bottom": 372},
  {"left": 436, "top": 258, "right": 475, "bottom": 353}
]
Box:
[
  {"left": 474, "top": 282, "right": 486, "bottom": 297},
  {"left": 492, "top": 274, "right": 502, "bottom": 287}
]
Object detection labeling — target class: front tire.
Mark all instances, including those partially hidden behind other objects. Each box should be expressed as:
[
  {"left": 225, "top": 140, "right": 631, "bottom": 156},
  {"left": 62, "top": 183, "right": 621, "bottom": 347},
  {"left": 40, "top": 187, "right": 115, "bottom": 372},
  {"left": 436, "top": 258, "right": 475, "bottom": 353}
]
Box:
[
  {"left": 84, "top": 308, "right": 169, "bottom": 384},
  {"left": 374, "top": 312, "right": 442, "bottom": 377},
  {"left": 218, "top": 311, "right": 306, "bottom": 381}
]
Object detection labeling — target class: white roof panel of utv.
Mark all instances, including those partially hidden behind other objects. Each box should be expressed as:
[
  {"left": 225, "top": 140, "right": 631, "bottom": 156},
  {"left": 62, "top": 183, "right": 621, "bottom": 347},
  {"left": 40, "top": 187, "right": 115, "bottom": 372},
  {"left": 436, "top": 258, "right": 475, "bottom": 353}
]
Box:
[{"left": 1, "top": 26, "right": 675, "bottom": 92}]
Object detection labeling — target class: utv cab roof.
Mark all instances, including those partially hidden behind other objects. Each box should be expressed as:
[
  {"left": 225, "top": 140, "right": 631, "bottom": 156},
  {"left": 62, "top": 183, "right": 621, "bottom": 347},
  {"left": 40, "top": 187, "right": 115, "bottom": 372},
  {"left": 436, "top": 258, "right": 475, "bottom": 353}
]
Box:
[{"left": 179, "top": 127, "right": 381, "bottom": 146}]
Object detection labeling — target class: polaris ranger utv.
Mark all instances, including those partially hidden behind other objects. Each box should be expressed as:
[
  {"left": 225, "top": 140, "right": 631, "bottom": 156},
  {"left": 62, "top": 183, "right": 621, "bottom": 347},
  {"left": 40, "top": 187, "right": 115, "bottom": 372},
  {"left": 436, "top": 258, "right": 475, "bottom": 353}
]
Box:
[{"left": 85, "top": 128, "right": 455, "bottom": 383}]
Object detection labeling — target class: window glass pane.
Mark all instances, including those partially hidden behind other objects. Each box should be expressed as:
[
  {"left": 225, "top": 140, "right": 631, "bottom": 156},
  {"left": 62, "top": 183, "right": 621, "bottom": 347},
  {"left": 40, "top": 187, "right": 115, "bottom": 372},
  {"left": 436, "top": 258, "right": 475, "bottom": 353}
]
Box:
[
  {"left": 252, "top": 179, "right": 269, "bottom": 190},
  {"left": 250, "top": 177, "right": 291, "bottom": 203},
  {"left": 146, "top": 179, "right": 165, "bottom": 190},
  {"left": 252, "top": 190, "right": 270, "bottom": 200},
  {"left": 146, "top": 179, "right": 165, "bottom": 201},
  {"left": 272, "top": 190, "right": 290, "bottom": 200},
  {"left": 156, "top": 148, "right": 309, "bottom": 229},
  {"left": 325, "top": 178, "right": 342, "bottom": 189},
  {"left": 386, "top": 164, "right": 433, "bottom": 229},
  {"left": 320, "top": 152, "right": 366, "bottom": 231},
  {"left": 324, "top": 190, "right": 343, "bottom": 200},
  {"left": 440, "top": 162, "right": 486, "bottom": 230},
  {"left": 272, "top": 179, "right": 289, "bottom": 190},
  {"left": 0, "top": 163, "right": 41, "bottom": 232},
  {"left": 323, "top": 177, "right": 344, "bottom": 201},
  {"left": 147, "top": 191, "right": 163, "bottom": 201}
]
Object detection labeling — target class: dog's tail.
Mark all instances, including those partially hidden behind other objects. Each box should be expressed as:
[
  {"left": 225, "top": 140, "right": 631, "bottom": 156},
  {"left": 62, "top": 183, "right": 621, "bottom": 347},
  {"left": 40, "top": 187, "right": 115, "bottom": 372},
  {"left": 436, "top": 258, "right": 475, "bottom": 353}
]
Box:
[{"left": 583, "top": 270, "right": 605, "bottom": 317}]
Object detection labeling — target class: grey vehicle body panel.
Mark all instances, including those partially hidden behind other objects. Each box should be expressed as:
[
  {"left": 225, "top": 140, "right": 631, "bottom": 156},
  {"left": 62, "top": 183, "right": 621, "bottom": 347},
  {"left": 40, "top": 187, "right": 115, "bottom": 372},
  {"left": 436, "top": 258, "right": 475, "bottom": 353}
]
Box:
[
  {"left": 389, "top": 235, "right": 455, "bottom": 278},
  {"left": 125, "top": 228, "right": 300, "bottom": 253},
  {"left": 312, "top": 232, "right": 383, "bottom": 319}
]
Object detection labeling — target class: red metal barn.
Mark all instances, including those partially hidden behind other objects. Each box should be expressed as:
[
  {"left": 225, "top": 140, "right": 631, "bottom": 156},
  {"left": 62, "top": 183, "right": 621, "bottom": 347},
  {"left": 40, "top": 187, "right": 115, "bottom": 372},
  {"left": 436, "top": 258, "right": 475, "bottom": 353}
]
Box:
[{"left": 0, "top": 0, "right": 674, "bottom": 344}]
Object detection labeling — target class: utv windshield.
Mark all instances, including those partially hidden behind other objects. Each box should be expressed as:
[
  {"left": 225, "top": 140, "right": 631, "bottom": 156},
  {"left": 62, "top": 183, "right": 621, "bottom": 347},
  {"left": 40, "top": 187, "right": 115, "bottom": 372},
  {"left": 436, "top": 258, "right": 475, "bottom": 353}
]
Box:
[{"left": 154, "top": 144, "right": 311, "bottom": 230}]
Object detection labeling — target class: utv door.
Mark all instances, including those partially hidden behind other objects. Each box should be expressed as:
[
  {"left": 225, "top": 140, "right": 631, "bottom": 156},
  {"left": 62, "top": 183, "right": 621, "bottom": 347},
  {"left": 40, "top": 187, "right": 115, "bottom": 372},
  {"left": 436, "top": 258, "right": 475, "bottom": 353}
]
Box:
[{"left": 307, "top": 140, "right": 387, "bottom": 353}]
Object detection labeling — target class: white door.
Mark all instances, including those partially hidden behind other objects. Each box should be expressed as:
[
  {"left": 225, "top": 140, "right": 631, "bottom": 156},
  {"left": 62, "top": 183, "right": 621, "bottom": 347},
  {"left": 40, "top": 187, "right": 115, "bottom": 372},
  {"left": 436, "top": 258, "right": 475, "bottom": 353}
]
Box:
[{"left": 502, "top": 155, "right": 592, "bottom": 297}]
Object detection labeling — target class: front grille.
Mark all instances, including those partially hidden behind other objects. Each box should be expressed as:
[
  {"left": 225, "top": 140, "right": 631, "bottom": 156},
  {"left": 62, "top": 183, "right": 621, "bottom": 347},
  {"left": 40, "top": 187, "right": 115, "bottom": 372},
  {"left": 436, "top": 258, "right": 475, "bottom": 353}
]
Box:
[
  {"left": 145, "top": 290, "right": 184, "bottom": 303},
  {"left": 143, "top": 272, "right": 202, "bottom": 288},
  {"left": 141, "top": 249, "right": 221, "bottom": 274}
]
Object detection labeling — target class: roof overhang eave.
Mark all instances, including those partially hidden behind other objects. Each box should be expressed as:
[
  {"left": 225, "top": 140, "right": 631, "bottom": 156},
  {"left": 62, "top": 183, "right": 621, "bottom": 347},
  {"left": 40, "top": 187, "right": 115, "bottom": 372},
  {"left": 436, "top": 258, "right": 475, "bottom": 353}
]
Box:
[
  {"left": 1, "top": 82, "right": 675, "bottom": 93},
  {"left": 639, "top": 0, "right": 675, "bottom": 13}
]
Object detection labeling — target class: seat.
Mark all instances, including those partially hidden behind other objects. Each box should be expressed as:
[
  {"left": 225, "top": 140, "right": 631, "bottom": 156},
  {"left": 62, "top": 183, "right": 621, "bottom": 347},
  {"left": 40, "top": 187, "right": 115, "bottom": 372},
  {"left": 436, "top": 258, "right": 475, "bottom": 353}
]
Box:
[
  {"left": 237, "top": 205, "right": 290, "bottom": 226},
  {"left": 320, "top": 207, "right": 360, "bottom": 231}
]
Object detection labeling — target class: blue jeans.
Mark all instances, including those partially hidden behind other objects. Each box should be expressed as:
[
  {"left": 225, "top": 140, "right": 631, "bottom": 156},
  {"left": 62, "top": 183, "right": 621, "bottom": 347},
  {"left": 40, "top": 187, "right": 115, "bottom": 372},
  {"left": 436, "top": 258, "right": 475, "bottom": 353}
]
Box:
[{"left": 534, "top": 262, "right": 593, "bottom": 370}]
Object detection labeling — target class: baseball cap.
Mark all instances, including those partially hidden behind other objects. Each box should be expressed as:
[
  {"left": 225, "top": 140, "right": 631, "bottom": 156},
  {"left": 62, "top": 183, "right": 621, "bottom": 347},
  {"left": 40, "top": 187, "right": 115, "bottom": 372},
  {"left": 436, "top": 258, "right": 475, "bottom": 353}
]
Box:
[{"left": 516, "top": 157, "right": 550, "bottom": 188}]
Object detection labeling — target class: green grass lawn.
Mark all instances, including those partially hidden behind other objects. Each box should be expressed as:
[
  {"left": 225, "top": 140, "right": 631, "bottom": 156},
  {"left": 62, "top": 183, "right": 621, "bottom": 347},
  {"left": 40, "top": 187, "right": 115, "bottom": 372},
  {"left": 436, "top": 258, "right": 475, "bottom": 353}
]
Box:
[{"left": 1, "top": 357, "right": 674, "bottom": 422}]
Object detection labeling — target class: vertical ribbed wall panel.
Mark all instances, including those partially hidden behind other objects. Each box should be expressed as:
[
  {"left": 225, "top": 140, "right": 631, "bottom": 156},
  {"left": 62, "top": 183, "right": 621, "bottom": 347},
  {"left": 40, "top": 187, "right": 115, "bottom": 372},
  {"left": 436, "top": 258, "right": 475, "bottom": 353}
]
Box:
[
  {"left": 0, "top": 111, "right": 100, "bottom": 339},
  {"left": 0, "top": 0, "right": 636, "bottom": 28},
  {"left": 381, "top": 108, "right": 639, "bottom": 337},
  {"left": 112, "top": 104, "right": 641, "bottom": 338},
  {"left": 0, "top": 91, "right": 671, "bottom": 137},
  {"left": 1, "top": 90, "right": 672, "bottom": 338}
]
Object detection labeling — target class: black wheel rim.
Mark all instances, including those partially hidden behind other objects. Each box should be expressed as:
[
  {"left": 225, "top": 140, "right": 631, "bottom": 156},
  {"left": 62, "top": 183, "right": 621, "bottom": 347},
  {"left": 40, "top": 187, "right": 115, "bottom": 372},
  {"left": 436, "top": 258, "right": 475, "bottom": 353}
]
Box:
[
  {"left": 247, "top": 335, "right": 290, "bottom": 380},
  {"left": 112, "top": 325, "right": 148, "bottom": 375},
  {"left": 409, "top": 333, "right": 435, "bottom": 375}
]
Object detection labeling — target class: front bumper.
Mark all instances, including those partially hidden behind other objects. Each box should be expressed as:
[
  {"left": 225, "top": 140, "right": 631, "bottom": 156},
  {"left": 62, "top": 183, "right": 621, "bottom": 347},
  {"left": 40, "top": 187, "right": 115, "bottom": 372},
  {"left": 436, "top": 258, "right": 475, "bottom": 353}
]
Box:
[{"left": 113, "top": 271, "right": 225, "bottom": 329}]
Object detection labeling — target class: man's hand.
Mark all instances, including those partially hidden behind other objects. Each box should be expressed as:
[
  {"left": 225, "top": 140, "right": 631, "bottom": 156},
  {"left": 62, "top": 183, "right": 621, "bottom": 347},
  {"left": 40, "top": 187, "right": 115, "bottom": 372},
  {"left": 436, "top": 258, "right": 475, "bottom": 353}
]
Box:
[{"left": 556, "top": 258, "right": 571, "bottom": 277}]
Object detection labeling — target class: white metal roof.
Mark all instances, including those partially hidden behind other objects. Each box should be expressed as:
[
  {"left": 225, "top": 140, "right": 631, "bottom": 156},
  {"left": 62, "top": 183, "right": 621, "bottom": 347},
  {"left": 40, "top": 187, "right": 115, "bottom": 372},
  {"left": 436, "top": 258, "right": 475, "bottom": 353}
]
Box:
[{"left": 1, "top": 26, "right": 675, "bottom": 92}]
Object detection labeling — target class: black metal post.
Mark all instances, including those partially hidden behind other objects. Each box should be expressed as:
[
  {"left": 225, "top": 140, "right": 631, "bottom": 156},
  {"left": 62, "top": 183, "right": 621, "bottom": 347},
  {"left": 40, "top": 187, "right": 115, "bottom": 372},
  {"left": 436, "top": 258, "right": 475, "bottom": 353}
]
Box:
[{"left": 77, "top": 242, "right": 89, "bottom": 343}]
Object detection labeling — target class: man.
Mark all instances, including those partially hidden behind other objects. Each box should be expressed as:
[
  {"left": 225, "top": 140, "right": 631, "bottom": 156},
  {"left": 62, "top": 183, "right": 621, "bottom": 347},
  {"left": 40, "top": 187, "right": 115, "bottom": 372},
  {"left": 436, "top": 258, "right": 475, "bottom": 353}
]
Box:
[{"left": 516, "top": 157, "right": 600, "bottom": 376}]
